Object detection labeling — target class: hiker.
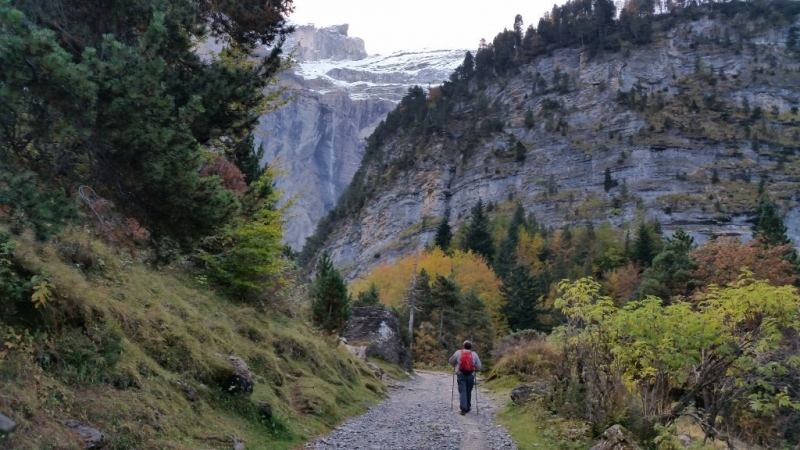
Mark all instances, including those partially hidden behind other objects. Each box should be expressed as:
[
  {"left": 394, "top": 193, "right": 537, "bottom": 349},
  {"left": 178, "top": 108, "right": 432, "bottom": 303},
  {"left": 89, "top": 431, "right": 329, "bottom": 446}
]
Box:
[{"left": 449, "top": 340, "right": 482, "bottom": 415}]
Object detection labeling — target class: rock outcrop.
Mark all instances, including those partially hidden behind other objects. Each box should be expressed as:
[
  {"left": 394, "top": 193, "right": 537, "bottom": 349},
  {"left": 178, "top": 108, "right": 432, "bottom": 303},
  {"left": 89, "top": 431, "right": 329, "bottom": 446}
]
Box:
[
  {"left": 313, "top": 17, "right": 800, "bottom": 279},
  {"left": 257, "top": 25, "right": 466, "bottom": 249},
  {"left": 62, "top": 420, "right": 108, "bottom": 449},
  {"left": 217, "top": 354, "right": 254, "bottom": 394},
  {"left": 0, "top": 411, "right": 17, "bottom": 433},
  {"left": 589, "top": 425, "right": 642, "bottom": 450},
  {"left": 342, "top": 307, "right": 411, "bottom": 369},
  {"left": 288, "top": 24, "right": 367, "bottom": 62},
  {"left": 509, "top": 382, "right": 550, "bottom": 405}
]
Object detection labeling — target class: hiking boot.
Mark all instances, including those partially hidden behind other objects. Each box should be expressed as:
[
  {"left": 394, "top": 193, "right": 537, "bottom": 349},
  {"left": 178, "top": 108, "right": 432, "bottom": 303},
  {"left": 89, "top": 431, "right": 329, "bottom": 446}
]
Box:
[{"left": 460, "top": 409, "right": 467, "bottom": 415}]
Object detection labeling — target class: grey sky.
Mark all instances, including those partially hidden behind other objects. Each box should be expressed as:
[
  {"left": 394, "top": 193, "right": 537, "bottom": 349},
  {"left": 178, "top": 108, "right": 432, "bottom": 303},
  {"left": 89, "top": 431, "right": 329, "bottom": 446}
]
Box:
[{"left": 289, "top": 0, "right": 556, "bottom": 55}]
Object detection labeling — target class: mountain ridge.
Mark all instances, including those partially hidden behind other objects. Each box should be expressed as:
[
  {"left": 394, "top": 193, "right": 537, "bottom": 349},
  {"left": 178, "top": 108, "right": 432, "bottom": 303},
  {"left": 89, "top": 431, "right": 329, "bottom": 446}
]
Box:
[{"left": 303, "top": 11, "right": 800, "bottom": 279}]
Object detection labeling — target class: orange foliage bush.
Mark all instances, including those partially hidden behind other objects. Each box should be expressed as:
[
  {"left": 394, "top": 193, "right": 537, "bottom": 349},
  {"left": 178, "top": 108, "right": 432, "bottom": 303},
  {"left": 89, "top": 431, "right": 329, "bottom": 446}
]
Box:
[
  {"left": 412, "top": 322, "right": 442, "bottom": 366},
  {"left": 690, "top": 237, "right": 798, "bottom": 288},
  {"left": 602, "top": 262, "right": 641, "bottom": 305},
  {"left": 82, "top": 194, "right": 149, "bottom": 253},
  {"left": 199, "top": 156, "right": 247, "bottom": 194}
]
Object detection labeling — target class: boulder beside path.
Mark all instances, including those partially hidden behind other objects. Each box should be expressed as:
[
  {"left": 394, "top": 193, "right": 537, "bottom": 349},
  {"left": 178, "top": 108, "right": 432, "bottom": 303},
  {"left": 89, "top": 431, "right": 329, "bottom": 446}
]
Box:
[{"left": 342, "top": 307, "right": 411, "bottom": 369}]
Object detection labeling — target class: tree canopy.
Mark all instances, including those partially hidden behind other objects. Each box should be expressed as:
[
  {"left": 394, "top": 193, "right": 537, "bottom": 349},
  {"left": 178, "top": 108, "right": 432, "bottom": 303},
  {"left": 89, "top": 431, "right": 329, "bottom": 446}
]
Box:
[{"left": 0, "top": 0, "right": 293, "bottom": 250}]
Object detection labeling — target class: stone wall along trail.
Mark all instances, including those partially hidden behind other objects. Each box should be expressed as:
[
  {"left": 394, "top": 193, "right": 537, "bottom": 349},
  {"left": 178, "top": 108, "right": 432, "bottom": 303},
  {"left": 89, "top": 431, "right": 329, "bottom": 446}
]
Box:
[{"left": 306, "top": 370, "right": 516, "bottom": 450}]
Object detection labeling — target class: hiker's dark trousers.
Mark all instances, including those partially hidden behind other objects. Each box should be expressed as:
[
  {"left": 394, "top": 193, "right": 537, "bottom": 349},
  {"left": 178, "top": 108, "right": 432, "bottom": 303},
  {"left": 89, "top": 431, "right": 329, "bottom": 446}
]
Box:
[{"left": 457, "top": 371, "right": 475, "bottom": 412}]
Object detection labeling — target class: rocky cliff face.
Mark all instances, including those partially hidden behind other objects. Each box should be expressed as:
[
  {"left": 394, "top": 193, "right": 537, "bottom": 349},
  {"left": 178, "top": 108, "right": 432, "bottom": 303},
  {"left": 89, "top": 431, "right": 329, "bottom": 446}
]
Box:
[
  {"left": 317, "top": 17, "right": 800, "bottom": 279},
  {"left": 256, "top": 25, "right": 466, "bottom": 249}
]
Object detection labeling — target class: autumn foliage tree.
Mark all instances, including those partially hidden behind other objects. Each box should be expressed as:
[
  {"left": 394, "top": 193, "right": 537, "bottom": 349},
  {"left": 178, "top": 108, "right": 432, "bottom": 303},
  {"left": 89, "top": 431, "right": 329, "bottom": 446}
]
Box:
[{"left": 690, "top": 237, "right": 798, "bottom": 289}]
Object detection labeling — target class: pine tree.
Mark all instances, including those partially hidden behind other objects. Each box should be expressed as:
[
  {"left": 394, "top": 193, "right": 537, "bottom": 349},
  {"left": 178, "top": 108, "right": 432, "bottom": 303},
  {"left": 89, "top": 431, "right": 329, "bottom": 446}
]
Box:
[
  {"left": 604, "top": 167, "right": 618, "bottom": 192},
  {"left": 462, "top": 200, "right": 495, "bottom": 264},
  {"left": 634, "top": 223, "right": 655, "bottom": 267},
  {"left": 311, "top": 252, "right": 351, "bottom": 332},
  {"left": 433, "top": 216, "right": 453, "bottom": 252},
  {"left": 459, "top": 291, "right": 493, "bottom": 349},
  {"left": 430, "top": 274, "right": 461, "bottom": 353},
  {"left": 752, "top": 195, "right": 790, "bottom": 247},
  {"left": 635, "top": 228, "right": 698, "bottom": 301},
  {"left": 353, "top": 283, "right": 380, "bottom": 307},
  {"left": 494, "top": 203, "right": 527, "bottom": 280},
  {"left": 413, "top": 269, "right": 434, "bottom": 324},
  {"left": 500, "top": 264, "right": 547, "bottom": 331},
  {"left": 513, "top": 14, "right": 524, "bottom": 48},
  {"left": 0, "top": 0, "right": 293, "bottom": 250},
  {"left": 462, "top": 51, "right": 475, "bottom": 78}
]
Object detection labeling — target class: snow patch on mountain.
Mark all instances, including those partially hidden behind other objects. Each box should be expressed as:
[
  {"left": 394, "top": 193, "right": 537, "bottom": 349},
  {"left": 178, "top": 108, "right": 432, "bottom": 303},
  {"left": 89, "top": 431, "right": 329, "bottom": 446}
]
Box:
[{"left": 293, "top": 48, "right": 468, "bottom": 100}]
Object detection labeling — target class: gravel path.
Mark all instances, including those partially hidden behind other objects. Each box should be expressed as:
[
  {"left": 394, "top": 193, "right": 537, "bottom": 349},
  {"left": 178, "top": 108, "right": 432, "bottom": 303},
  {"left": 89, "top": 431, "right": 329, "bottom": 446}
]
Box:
[{"left": 306, "top": 371, "right": 517, "bottom": 450}]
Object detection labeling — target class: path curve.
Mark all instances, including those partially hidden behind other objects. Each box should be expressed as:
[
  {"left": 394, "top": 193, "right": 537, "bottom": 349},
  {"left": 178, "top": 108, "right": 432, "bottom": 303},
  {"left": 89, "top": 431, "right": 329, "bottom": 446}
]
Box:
[{"left": 306, "top": 371, "right": 516, "bottom": 450}]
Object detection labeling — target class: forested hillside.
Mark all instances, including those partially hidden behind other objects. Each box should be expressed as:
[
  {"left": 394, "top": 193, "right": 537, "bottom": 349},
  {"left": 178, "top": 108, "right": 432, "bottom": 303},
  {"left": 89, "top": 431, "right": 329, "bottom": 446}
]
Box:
[
  {"left": 305, "top": 0, "right": 800, "bottom": 447},
  {"left": 302, "top": 0, "right": 800, "bottom": 277},
  {"left": 0, "top": 1, "right": 387, "bottom": 448}
]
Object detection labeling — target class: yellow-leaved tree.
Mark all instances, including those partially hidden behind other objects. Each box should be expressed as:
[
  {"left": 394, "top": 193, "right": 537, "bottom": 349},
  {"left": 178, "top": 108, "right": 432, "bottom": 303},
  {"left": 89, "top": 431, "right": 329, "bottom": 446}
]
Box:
[{"left": 350, "top": 248, "right": 506, "bottom": 334}]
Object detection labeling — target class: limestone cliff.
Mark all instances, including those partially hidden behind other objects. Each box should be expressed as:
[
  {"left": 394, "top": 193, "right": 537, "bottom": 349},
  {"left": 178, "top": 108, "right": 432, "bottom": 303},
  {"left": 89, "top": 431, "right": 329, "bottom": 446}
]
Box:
[
  {"left": 256, "top": 25, "right": 466, "bottom": 249},
  {"left": 310, "top": 16, "right": 800, "bottom": 279}
]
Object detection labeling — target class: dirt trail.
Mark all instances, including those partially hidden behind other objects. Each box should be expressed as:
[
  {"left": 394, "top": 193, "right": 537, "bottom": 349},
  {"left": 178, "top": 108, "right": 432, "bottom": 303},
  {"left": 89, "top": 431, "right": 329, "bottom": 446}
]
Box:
[{"left": 306, "top": 370, "right": 516, "bottom": 450}]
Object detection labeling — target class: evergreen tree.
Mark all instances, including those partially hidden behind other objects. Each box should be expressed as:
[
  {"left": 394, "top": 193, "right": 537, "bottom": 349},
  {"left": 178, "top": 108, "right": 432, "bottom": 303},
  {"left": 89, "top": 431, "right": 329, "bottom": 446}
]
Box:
[
  {"left": 413, "top": 269, "right": 434, "bottom": 324},
  {"left": 430, "top": 274, "right": 461, "bottom": 351},
  {"left": 433, "top": 216, "right": 453, "bottom": 252},
  {"left": 634, "top": 222, "right": 655, "bottom": 267},
  {"left": 494, "top": 203, "right": 527, "bottom": 280},
  {"left": 199, "top": 168, "right": 285, "bottom": 297},
  {"left": 524, "top": 110, "right": 535, "bottom": 129},
  {"left": 463, "top": 51, "right": 475, "bottom": 77},
  {"left": 405, "top": 267, "right": 432, "bottom": 351},
  {"left": 461, "top": 199, "right": 495, "bottom": 264},
  {"left": 635, "top": 228, "right": 698, "bottom": 301},
  {"left": 501, "top": 264, "right": 547, "bottom": 331},
  {"left": 604, "top": 167, "right": 618, "bottom": 192},
  {"left": 353, "top": 283, "right": 380, "bottom": 307},
  {"left": 513, "top": 14, "right": 524, "bottom": 48},
  {"left": 752, "top": 195, "right": 790, "bottom": 247},
  {"left": 0, "top": 0, "right": 293, "bottom": 250},
  {"left": 311, "top": 252, "right": 350, "bottom": 332},
  {"left": 459, "top": 291, "right": 493, "bottom": 350}
]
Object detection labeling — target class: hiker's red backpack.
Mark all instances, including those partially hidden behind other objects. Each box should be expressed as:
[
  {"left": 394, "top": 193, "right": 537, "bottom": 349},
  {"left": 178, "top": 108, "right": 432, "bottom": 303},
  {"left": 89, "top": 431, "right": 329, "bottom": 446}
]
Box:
[{"left": 460, "top": 350, "right": 475, "bottom": 372}]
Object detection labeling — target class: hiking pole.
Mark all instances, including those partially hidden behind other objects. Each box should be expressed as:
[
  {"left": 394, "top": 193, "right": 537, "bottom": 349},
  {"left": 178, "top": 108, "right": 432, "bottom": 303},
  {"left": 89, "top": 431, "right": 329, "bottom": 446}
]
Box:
[
  {"left": 474, "top": 373, "right": 479, "bottom": 416},
  {"left": 451, "top": 371, "right": 455, "bottom": 410}
]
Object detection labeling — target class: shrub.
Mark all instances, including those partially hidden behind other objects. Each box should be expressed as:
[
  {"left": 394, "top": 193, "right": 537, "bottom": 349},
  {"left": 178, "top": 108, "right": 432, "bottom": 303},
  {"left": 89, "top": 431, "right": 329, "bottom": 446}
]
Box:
[
  {"left": 198, "top": 168, "right": 286, "bottom": 300},
  {"left": 492, "top": 332, "right": 562, "bottom": 381},
  {"left": 0, "top": 171, "right": 77, "bottom": 241},
  {"left": 40, "top": 320, "right": 124, "bottom": 385},
  {"left": 553, "top": 276, "right": 800, "bottom": 446}
]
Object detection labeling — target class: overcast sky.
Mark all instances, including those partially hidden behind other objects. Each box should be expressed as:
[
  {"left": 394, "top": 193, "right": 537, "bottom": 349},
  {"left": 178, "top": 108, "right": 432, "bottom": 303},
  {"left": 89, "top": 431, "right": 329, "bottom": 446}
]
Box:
[{"left": 289, "top": 0, "right": 557, "bottom": 55}]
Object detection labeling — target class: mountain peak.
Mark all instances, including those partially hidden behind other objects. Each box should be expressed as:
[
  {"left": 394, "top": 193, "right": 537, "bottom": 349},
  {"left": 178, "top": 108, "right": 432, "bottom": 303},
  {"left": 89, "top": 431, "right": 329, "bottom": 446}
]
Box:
[{"left": 287, "top": 23, "right": 367, "bottom": 62}]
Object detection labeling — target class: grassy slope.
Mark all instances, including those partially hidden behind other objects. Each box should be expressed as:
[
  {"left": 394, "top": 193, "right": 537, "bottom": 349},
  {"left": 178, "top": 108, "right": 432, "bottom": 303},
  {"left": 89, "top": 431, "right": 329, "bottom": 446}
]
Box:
[{"left": 0, "top": 228, "right": 384, "bottom": 450}]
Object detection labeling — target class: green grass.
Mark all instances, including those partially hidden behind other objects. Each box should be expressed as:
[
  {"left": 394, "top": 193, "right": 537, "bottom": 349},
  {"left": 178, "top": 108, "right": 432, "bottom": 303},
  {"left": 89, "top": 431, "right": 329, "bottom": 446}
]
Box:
[
  {"left": 0, "top": 227, "right": 384, "bottom": 450},
  {"left": 367, "top": 357, "right": 413, "bottom": 381},
  {"left": 495, "top": 402, "right": 590, "bottom": 450}
]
